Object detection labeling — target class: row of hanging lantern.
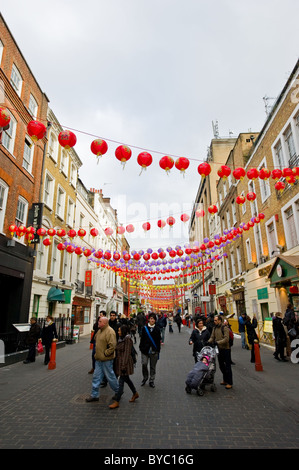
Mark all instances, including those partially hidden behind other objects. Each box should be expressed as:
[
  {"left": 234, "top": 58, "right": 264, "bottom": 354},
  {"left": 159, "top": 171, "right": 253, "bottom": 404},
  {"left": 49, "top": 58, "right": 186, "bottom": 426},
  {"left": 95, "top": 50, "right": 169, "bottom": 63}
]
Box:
[{"left": 7, "top": 111, "right": 295, "bottom": 182}]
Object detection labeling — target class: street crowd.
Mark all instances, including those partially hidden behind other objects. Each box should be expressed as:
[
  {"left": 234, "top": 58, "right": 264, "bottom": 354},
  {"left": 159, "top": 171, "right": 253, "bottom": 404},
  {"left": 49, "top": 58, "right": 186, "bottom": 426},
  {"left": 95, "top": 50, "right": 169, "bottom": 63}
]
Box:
[{"left": 22, "top": 304, "right": 299, "bottom": 409}]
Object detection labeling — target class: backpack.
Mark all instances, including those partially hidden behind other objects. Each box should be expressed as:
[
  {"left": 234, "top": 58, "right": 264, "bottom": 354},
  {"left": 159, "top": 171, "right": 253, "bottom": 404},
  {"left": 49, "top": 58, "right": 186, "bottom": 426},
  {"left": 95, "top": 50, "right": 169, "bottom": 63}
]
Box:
[
  {"left": 221, "top": 325, "right": 234, "bottom": 347},
  {"left": 131, "top": 344, "right": 138, "bottom": 365}
]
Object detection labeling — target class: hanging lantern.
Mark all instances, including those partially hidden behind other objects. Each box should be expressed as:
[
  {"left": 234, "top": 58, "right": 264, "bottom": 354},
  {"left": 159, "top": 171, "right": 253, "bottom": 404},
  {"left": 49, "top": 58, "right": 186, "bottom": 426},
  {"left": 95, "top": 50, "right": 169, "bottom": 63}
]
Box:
[
  {"left": 25, "top": 232, "right": 34, "bottom": 244},
  {"left": 271, "top": 169, "right": 282, "bottom": 181},
  {"left": 90, "top": 227, "right": 99, "bottom": 238},
  {"left": 36, "top": 227, "right": 46, "bottom": 238},
  {"left": 292, "top": 167, "right": 299, "bottom": 180},
  {"left": 77, "top": 228, "right": 86, "bottom": 239},
  {"left": 159, "top": 251, "right": 167, "bottom": 259},
  {"left": 113, "top": 252, "right": 121, "bottom": 261},
  {"left": 8, "top": 224, "right": 17, "bottom": 237},
  {"left": 57, "top": 242, "right": 66, "bottom": 251},
  {"left": 151, "top": 252, "right": 158, "bottom": 260},
  {"left": 258, "top": 213, "right": 265, "bottom": 221},
  {"left": 247, "top": 168, "right": 259, "bottom": 180},
  {"left": 157, "top": 219, "right": 166, "bottom": 229},
  {"left": 126, "top": 224, "right": 135, "bottom": 233},
  {"left": 66, "top": 245, "right": 75, "bottom": 254},
  {"left": 133, "top": 252, "right": 141, "bottom": 261},
  {"left": 282, "top": 167, "right": 293, "bottom": 179},
  {"left": 217, "top": 165, "right": 231, "bottom": 180},
  {"left": 143, "top": 253, "right": 150, "bottom": 261},
  {"left": 208, "top": 204, "right": 218, "bottom": 215},
  {"left": 94, "top": 250, "right": 103, "bottom": 259},
  {"left": 27, "top": 120, "right": 46, "bottom": 142},
  {"left": 286, "top": 174, "right": 296, "bottom": 185},
  {"left": 0, "top": 107, "right": 11, "bottom": 129},
  {"left": 47, "top": 228, "right": 56, "bottom": 237},
  {"left": 180, "top": 213, "right": 190, "bottom": 223},
  {"left": 90, "top": 139, "right": 108, "bottom": 163},
  {"left": 117, "top": 226, "right": 125, "bottom": 235},
  {"left": 104, "top": 251, "right": 112, "bottom": 260},
  {"left": 115, "top": 145, "right": 132, "bottom": 168},
  {"left": 195, "top": 209, "right": 205, "bottom": 218},
  {"left": 123, "top": 253, "right": 131, "bottom": 262},
  {"left": 75, "top": 247, "right": 83, "bottom": 256},
  {"left": 159, "top": 156, "right": 174, "bottom": 174},
  {"left": 290, "top": 286, "right": 299, "bottom": 294},
  {"left": 259, "top": 168, "right": 271, "bottom": 180},
  {"left": 198, "top": 162, "right": 211, "bottom": 178},
  {"left": 246, "top": 192, "right": 256, "bottom": 203},
  {"left": 16, "top": 225, "right": 26, "bottom": 238},
  {"left": 137, "top": 152, "right": 152, "bottom": 174},
  {"left": 175, "top": 157, "right": 189, "bottom": 175},
  {"left": 176, "top": 249, "right": 184, "bottom": 257},
  {"left": 166, "top": 216, "right": 175, "bottom": 226},
  {"left": 169, "top": 250, "right": 176, "bottom": 258},
  {"left": 236, "top": 195, "right": 246, "bottom": 205},
  {"left": 58, "top": 130, "right": 77, "bottom": 150},
  {"left": 57, "top": 228, "right": 66, "bottom": 237},
  {"left": 142, "top": 222, "right": 151, "bottom": 232},
  {"left": 104, "top": 227, "right": 113, "bottom": 236},
  {"left": 83, "top": 248, "right": 92, "bottom": 258},
  {"left": 67, "top": 229, "right": 76, "bottom": 239},
  {"left": 43, "top": 238, "right": 52, "bottom": 247},
  {"left": 233, "top": 167, "right": 246, "bottom": 181}
]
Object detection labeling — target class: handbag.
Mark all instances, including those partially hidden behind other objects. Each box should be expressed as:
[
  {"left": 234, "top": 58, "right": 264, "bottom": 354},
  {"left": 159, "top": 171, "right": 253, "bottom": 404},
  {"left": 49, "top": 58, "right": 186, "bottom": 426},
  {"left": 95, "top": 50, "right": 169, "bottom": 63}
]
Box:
[
  {"left": 37, "top": 340, "right": 44, "bottom": 354},
  {"left": 288, "top": 327, "right": 297, "bottom": 338}
]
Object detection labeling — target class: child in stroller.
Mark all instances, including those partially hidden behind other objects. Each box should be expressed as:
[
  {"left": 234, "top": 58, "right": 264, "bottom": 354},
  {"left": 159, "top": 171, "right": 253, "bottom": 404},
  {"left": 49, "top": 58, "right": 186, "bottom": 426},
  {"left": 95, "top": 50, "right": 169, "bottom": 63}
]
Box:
[{"left": 185, "top": 346, "right": 217, "bottom": 396}]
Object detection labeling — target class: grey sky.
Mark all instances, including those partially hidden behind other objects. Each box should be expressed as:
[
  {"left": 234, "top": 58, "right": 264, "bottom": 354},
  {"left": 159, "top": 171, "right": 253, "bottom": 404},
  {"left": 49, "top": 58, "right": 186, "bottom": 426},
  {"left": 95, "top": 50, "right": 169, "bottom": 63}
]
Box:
[{"left": 2, "top": 0, "right": 298, "bottom": 252}]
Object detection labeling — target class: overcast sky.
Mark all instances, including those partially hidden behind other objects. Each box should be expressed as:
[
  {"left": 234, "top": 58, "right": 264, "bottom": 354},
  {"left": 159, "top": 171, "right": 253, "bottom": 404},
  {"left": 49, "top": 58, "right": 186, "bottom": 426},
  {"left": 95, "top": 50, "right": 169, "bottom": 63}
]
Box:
[{"left": 2, "top": 0, "right": 299, "bottom": 252}]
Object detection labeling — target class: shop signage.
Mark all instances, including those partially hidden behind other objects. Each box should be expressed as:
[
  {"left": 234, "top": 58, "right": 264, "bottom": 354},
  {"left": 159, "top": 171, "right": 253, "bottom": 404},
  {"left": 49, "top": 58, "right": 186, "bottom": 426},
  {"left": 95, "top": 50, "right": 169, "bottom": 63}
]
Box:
[
  {"left": 257, "top": 287, "right": 268, "bottom": 300},
  {"left": 85, "top": 270, "right": 92, "bottom": 287},
  {"left": 209, "top": 284, "right": 216, "bottom": 295}
]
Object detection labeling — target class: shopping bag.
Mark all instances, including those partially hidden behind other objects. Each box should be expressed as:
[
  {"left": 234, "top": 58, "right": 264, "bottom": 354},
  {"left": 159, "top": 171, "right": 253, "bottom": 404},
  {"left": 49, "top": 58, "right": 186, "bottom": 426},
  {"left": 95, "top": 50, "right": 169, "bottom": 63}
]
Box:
[{"left": 37, "top": 341, "right": 44, "bottom": 353}]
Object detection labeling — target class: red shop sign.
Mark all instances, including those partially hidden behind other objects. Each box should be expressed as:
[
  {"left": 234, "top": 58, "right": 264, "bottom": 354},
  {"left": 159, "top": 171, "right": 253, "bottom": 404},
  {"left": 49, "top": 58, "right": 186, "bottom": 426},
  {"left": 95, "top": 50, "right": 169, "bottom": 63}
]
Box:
[{"left": 85, "top": 270, "right": 92, "bottom": 287}]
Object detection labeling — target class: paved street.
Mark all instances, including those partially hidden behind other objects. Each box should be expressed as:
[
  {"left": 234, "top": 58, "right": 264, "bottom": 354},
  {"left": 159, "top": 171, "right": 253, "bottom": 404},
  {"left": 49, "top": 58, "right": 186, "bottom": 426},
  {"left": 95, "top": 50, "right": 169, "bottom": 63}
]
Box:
[{"left": 0, "top": 324, "right": 298, "bottom": 451}]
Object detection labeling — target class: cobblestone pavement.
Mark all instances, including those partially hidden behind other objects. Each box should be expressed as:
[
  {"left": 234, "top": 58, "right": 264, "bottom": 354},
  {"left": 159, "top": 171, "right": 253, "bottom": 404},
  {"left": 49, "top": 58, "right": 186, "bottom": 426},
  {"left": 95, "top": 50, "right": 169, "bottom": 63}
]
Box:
[{"left": 0, "top": 324, "right": 298, "bottom": 451}]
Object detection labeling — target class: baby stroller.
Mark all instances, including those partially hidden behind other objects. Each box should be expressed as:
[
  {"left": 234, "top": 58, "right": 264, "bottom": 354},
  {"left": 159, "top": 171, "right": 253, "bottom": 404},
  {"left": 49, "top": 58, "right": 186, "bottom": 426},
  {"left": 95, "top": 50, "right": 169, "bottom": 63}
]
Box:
[{"left": 185, "top": 346, "right": 217, "bottom": 396}]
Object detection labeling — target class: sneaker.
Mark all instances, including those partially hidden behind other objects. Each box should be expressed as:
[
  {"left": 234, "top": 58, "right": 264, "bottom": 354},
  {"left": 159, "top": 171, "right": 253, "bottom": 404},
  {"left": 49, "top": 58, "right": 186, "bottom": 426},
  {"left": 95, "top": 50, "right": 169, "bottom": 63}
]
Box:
[
  {"left": 141, "top": 379, "right": 147, "bottom": 386},
  {"left": 85, "top": 396, "right": 99, "bottom": 402},
  {"left": 149, "top": 381, "right": 155, "bottom": 388}
]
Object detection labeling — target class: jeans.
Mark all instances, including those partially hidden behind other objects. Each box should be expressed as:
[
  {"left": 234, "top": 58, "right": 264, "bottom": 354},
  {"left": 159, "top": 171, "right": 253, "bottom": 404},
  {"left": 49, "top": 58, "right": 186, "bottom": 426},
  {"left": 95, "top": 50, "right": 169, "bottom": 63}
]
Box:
[
  {"left": 160, "top": 327, "right": 165, "bottom": 343},
  {"left": 240, "top": 331, "right": 246, "bottom": 348},
  {"left": 141, "top": 352, "right": 159, "bottom": 382},
  {"left": 116, "top": 375, "right": 136, "bottom": 401},
  {"left": 91, "top": 360, "right": 119, "bottom": 398}
]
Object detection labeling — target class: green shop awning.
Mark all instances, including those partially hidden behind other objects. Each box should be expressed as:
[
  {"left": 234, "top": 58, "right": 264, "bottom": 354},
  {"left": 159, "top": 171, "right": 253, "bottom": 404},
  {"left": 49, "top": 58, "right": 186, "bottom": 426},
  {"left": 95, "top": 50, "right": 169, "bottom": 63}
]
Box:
[
  {"left": 47, "top": 286, "right": 65, "bottom": 302},
  {"left": 268, "top": 255, "right": 299, "bottom": 287}
]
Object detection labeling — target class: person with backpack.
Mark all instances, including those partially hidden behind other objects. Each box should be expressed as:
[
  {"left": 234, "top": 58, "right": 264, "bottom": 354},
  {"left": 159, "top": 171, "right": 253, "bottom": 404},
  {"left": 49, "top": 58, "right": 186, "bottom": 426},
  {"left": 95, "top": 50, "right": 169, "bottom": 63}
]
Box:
[
  {"left": 139, "top": 313, "right": 161, "bottom": 388},
  {"left": 109, "top": 324, "right": 139, "bottom": 409},
  {"left": 208, "top": 315, "right": 233, "bottom": 389},
  {"left": 223, "top": 318, "right": 235, "bottom": 365}
]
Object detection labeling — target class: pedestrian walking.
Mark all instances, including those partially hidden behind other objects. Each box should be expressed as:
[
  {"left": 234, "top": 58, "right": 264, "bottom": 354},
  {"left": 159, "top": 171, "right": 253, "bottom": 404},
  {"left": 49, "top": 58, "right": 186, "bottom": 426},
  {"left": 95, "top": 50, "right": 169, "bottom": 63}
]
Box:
[
  {"left": 109, "top": 324, "right": 139, "bottom": 409},
  {"left": 23, "top": 317, "right": 41, "bottom": 364},
  {"left": 168, "top": 312, "right": 174, "bottom": 333},
  {"left": 245, "top": 315, "right": 258, "bottom": 363},
  {"left": 189, "top": 319, "right": 210, "bottom": 362},
  {"left": 174, "top": 312, "right": 182, "bottom": 333},
  {"left": 139, "top": 313, "right": 161, "bottom": 388},
  {"left": 86, "top": 316, "right": 119, "bottom": 403},
  {"left": 136, "top": 311, "right": 146, "bottom": 337},
  {"left": 88, "top": 316, "right": 100, "bottom": 374},
  {"left": 238, "top": 312, "right": 248, "bottom": 349},
  {"left": 40, "top": 316, "right": 58, "bottom": 365},
  {"left": 272, "top": 312, "right": 288, "bottom": 362},
  {"left": 157, "top": 312, "right": 167, "bottom": 344},
  {"left": 208, "top": 315, "right": 233, "bottom": 389}
]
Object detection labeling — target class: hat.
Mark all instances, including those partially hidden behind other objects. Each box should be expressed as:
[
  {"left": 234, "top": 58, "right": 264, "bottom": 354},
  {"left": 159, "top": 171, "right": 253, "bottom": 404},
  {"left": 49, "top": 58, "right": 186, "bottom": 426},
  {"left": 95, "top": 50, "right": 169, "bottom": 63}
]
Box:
[{"left": 202, "top": 355, "right": 210, "bottom": 364}]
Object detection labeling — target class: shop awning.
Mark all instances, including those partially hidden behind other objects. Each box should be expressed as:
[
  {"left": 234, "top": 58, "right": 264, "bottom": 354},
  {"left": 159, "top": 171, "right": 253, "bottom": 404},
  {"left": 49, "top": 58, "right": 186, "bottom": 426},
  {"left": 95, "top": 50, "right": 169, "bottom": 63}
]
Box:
[
  {"left": 47, "top": 286, "right": 65, "bottom": 302},
  {"left": 268, "top": 255, "right": 299, "bottom": 287}
]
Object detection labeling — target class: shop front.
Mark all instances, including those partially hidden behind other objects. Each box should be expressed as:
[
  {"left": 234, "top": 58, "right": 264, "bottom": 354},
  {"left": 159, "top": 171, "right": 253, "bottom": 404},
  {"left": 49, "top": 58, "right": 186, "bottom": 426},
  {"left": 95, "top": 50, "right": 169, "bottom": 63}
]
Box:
[
  {"left": 72, "top": 296, "right": 92, "bottom": 337},
  {"left": 268, "top": 255, "right": 299, "bottom": 315}
]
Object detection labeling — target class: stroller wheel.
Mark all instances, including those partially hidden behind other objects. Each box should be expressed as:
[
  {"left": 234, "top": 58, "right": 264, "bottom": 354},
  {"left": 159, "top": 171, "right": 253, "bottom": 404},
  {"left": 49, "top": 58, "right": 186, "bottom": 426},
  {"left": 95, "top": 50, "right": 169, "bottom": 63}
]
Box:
[
  {"left": 185, "top": 386, "right": 191, "bottom": 394},
  {"left": 197, "top": 388, "right": 204, "bottom": 396}
]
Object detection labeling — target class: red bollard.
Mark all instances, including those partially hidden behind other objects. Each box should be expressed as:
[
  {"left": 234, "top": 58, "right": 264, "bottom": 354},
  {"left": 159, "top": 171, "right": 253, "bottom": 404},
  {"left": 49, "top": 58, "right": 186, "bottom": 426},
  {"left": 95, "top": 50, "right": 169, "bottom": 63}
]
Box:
[
  {"left": 48, "top": 340, "right": 57, "bottom": 370},
  {"left": 254, "top": 340, "right": 263, "bottom": 371}
]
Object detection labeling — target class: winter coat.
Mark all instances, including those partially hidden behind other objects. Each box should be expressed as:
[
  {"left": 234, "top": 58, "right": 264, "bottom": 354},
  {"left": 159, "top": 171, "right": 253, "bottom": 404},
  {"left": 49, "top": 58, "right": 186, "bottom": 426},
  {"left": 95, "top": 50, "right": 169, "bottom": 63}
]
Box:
[
  {"left": 139, "top": 325, "right": 161, "bottom": 355},
  {"left": 115, "top": 334, "right": 134, "bottom": 376},
  {"left": 174, "top": 314, "right": 182, "bottom": 325},
  {"left": 208, "top": 323, "right": 230, "bottom": 350},
  {"left": 245, "top": 317, "right": 258, "bottom": 344},
  {"left": 186, "top": 361, "right": 209, "bottom": 389},
  {"left": 157, "top": 315, "right": 167, "bottom": 330},
  {"left": 94, "top": 324, "right": 117, "bottom": 362},
  {"left": 26, "top": 322, "right": 41, "bottom": 345},
  {"left": 189, "top": 327, "right": 210, "bottom": 357},
  {"left": 272, "top": 315, "right": 287, "bottom": 346},
  {"left": 41, "top": 322, "right": 57, "bottom": 346}
]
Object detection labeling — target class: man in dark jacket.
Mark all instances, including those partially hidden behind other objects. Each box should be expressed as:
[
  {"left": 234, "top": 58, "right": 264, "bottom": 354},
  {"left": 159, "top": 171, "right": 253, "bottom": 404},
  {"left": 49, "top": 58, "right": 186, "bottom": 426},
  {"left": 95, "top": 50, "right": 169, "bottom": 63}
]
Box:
[
  {"left": 139, "top": 313, "right": 161, "bottom": 388},
  {"left": 23, "top": 318, "right": 41, "bottom": 364},
  {"left": 156, "top": 312, "right": 167, "bottom": 344}
]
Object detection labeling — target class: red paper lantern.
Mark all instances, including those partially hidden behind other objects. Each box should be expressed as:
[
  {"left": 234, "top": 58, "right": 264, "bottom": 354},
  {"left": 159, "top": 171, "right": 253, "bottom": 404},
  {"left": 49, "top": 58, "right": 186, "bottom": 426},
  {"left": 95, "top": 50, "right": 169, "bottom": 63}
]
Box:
[
  {"left": 78, "top": 228, "right": 86, "bottom": 238},
  {"left": 66, "top": 245, "right": 75, "bottom": 254},
  {"left": 236, "top": 195, "right": 246, "bottom": 205},
  {"left": 57, "top": 242, "right": 66, "bottom": 251},
  {"left": 90, "top": 227, "right": 99, "bottom": 237},
  {"left": 195, "top": 209, "right": 205, "bottom": 217},
  {"left": 83, "top": 248, "right": 92, "bottom": 258},
  {"left": 57, "top": 228, "right": 66, "bottom": 237},
  {"left": 113, "top": 252, "right": 121, "bottom": 261},
  {"left": 143, "top": 253, "right": 150, "bottom": 261},
  {"left": 176, "top": 249, "right": 184, "bottom": 257},
  {"left": 292, "top": 167, "right": 299, "bottom": 179},
  {"left": 37, "top": 227, "right": 47, "bottom": 237},
  {"left": 8, "top": 224, "right": 17, "bottom": 236},
  {"left": 67, "top": 229, "right": 77, "bottom": 239},
  {"left": 58, "top": 130, "right": 77, "bottom": 150},
  {"left": 115, "top": 145, "right": 132, "bottom": 167},
  {"left": 47, "top": 228, "right": 56, "bottom": 237},
  {"left": 117, "top": 226, "right": 125, "bottom": 235},
  {"left": 200, "top": 244, "right": 206, "bottom": 251},
  {"left": 151, "top": 252, "right": 158, "bottom": 260},
  {"left": 43, "top": 238, "right": 52, "bottom": 247},
  {"left": 175, "top": 157, "right": 189, "bottom": 174},
  {"left": 180, "top": 214, "right": 190, "bottom": 223},
  {"left": 104, "top": 251, "right": 112, "bottom": 260},
  {"left": 282, "top": 167, "right": 293, "bottom": 178},
  {"left": 159, "top": 251, "right": 167, "bottom": 259},
  {"left": 169, "top": 250, "right": 176, "bottom": 258},
  {"left": 94, "top": 250, "right": 103, "bottom": 259},
  {"left": 0, "top": 107, "right": 11, "bottom": 128},
  {"left": 247, "top": 168, "right": 259, "bottom": 180},
  {"left": 166, "top": 216, "right": 175, "bottom": 226},
  {"left": 159, "top": 156, "right": 174, "bottom": 173},
  {"left": 16, "top": 225, "right": 26, "bottom": 237},
  {"left": 198, "top": 162, "right": 211, "bottom": 178},
  {"left": 27, "top": 120, "right": 46, "bottom": 142},
  {"left": 259, "top": 168, "right": 271, "bottom": 180},
  {"left": 142, "top": 222, "right": 151, "bottom": 232},
  {"left": 208, "top": 204, "right": 218, "bottom": 215},
  {"left": 290, "top": 286, "right": 299, "bottom": 294},
  {"left": 104, "top": 227, "right": 113, "bottom": 236},
  {"left": 137, "top": 152, "right": 152, "bottom": 173},
  {"left": 126, "top": 224, "right": 135, "bottom": 233},
  {"left": 217, "top": 165, "right": 231, "bottom": 180},
  {"left": 90, "top": 139, "right": 108, "bottom": 161},
  {"left": 246, "top": 192, "right": 256, "bottom": 203},
  {"left": 133, "top": 253, "right": 141, "bottom": 261},
  {"left": 75, "top": 247, "right": 83, "bottom": 256},
  {"left": 233, "top": 167, "right": 246, "bottom": 181},
  {"left": 271, "top": 169, "right": 282, "bottom": 181},
  {"left": 123, "top": 253, "right": 131, "bottom": 262},
  {"left": 157, "top": 219, "right": 166, "bottom": 229}
]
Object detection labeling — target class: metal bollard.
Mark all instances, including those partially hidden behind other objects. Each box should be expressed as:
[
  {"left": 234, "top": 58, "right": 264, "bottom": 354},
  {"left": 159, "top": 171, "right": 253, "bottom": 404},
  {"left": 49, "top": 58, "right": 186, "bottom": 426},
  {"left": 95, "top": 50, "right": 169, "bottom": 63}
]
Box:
[
  {"left": 254, "top": 339, "right": 263, "bottom": 371},
  {"left": 48, "top": 340, "right": 57, "bottom": 370}
]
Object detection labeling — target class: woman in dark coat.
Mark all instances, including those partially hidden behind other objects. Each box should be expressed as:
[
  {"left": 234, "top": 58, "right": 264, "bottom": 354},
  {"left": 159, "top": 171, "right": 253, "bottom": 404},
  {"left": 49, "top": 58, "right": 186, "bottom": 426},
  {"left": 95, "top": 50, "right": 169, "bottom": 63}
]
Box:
[
  {"left": 189, "top": 319, "right": 210, "bottom": 362},
  {"left": 272, "top": 312, "right": 287, "bottom": 361},
  {"left": 245, "top": 315, "right": 258, "bottom": 363},
  {"left": 40, "top": 316, "right": 58, "bottom": 365},
  {"left": 109, "top": 324, "right": 139, "bottom": 409}
]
